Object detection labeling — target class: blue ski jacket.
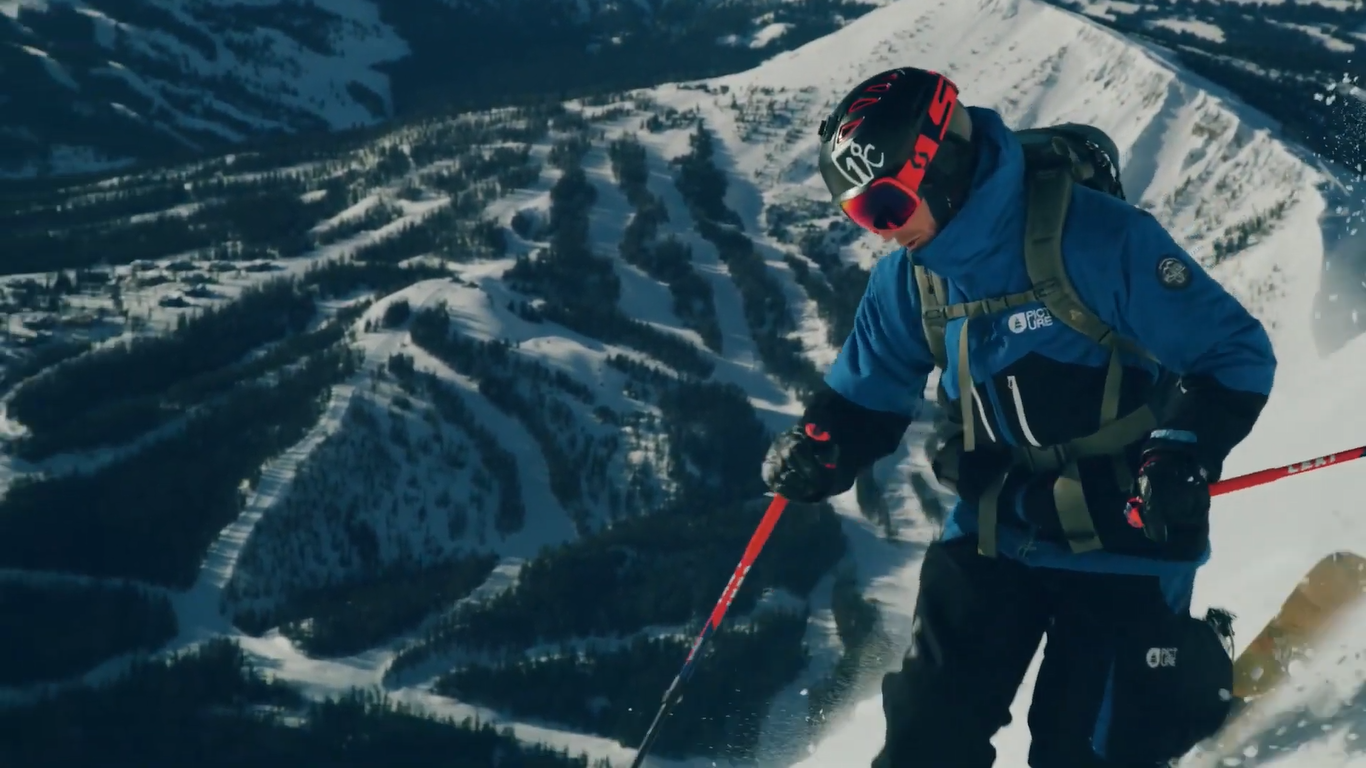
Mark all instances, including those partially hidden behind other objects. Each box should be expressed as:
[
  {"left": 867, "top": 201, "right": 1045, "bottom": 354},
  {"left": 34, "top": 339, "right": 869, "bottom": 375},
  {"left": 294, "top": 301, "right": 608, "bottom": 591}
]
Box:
[{"left": 824, "top": 107, "right": 1276, "bottom": 595}]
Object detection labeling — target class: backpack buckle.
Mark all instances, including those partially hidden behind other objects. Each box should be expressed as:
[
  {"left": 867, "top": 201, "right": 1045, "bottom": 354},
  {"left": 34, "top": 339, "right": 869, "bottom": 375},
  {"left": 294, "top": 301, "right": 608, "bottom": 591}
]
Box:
[
  {"left": 923, "top": 307, "right": 948, "bottom": 322},
  {"left": 1032, "top": 278, "right": 1061, "bottom": 300},
  {"left": 1016, "top": 443, "right": 1072, "bottom": 473}
]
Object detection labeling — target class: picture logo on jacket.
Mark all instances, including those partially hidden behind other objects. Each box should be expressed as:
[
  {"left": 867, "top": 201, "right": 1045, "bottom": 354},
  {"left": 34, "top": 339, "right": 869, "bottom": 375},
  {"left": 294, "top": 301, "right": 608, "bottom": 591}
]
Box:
[
  {"left": 1008, "top": 308, "right": 1054, "bottom": 334},
  {"left": 1157, "top": 256, "right": 1191, "bottom": 290}
]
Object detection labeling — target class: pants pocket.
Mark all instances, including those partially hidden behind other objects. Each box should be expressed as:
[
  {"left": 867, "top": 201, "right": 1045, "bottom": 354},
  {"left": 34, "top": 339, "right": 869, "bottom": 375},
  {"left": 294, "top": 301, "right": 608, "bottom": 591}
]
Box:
[{"left": 1095, "top": 610, "right": 1235, "bottom": 763}]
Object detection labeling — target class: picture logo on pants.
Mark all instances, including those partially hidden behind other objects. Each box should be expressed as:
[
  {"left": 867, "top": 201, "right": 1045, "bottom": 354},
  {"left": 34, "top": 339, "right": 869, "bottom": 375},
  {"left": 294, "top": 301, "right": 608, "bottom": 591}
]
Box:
[
  {"left": 1008, "top": 308, "right": 1054, "bottom": 334},
  {"left": 1146, "top": 647, "right": 1178, "bottom": 668}
]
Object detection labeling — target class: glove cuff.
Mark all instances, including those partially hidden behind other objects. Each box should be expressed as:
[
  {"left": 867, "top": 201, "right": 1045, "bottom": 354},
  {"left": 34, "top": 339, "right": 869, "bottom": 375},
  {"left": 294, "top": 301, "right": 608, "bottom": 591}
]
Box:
[
  {"left": 1141, "top": 429, "right": 1209, "bottom": 480},
  {"left": 801, "top": 386, "right": 911, "bottom": 475},
  {"left": 1156, "top": 375, "right": 1268, "bottom": 482},
  {"left": 1142, "top": 428, "right": 1198, "bottom": 454}
]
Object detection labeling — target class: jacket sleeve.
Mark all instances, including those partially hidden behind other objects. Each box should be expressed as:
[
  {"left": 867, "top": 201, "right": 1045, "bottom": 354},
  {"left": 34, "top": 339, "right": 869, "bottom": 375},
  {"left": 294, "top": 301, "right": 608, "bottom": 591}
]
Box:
[
  {"left": 806, "top": 252, "right": 937, "bottom": 480},
  {"left": 1113, "top": 211, "right": 1277, "bottom": 479}
]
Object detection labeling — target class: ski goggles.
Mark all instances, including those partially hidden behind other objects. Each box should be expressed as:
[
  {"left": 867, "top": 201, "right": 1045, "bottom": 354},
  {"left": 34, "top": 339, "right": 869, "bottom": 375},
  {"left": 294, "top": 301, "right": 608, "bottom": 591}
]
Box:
[
  {"left": 837, "top": 171, "right": 924, "bottom": 233},
  {"left": 836, "top": 133, "right": 946, "bottom": 234}
]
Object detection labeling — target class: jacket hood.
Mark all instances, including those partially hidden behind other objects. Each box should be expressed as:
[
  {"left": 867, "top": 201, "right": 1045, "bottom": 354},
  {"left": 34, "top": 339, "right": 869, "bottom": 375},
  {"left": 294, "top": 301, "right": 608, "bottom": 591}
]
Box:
[{"left": 910, "top": 106, "right": 1030, "bottom": 297}]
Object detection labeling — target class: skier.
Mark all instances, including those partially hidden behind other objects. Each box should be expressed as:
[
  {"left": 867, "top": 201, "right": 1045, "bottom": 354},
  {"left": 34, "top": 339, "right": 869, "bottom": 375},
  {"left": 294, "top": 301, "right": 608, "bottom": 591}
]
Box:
[{"left": 762, "top": 68, "right": 1277, "bottom": 766}]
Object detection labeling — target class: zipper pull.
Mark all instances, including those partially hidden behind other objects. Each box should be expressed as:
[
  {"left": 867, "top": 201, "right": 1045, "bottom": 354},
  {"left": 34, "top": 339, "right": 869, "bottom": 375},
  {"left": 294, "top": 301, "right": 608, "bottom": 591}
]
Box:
[{"left": 1006, "top": 375, "right": 1045, "bottom": 448}]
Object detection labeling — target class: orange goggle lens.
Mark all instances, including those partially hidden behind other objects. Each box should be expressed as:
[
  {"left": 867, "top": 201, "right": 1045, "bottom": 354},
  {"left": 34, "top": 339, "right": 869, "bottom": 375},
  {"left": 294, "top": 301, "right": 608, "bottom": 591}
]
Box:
[{"left": 839, "top": 176, "right": 921, "bottom": 233}]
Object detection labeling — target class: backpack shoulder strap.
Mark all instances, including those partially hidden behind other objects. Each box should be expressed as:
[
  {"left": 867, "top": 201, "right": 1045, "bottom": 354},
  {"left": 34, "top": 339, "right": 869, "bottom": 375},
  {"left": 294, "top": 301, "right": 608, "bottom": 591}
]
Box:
[
  {"left": 1023, "top": 151, "right": 1120, "bottom": 348},
  {"left": 1023, "top": 153, "right": 1159, "bottom": 432},
  {"left": 913, "top": 263, "right": 949, "bottom": 370}
]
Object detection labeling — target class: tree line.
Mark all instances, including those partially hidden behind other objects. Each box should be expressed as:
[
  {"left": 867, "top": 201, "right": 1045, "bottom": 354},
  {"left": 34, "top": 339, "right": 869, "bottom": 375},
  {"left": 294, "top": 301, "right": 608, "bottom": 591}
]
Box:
[
  {"left": 0, "top": 99, "right": 557, "bottom": 275},
  {"left": 506, "top": 133, "right": 716, "bottom": 378},
  {"left": 390, "top": 353, "right": 529, "bottom": 536},
  {"left": 8, "top": 278, "right": 317, "bottom": 459},
  {"left": 436, "top": 612, "right": 809, "bottom": 760},
  {"left": 409, "top": 306, "right": 615, "bottom": 529},
  {"left": 0, "top": 580, "right": 177, "bottom": 687},
  {"left": 0, "top": 343, "right": 360, "bottom": 587},
  {"left": 223, "top": 363, "right": 516, "bottom": 654},
  {"left": 0, "top": 638, "right": 609, "bottom": 768},
  {"left": 245, "top": 553, "right": 499, "bottom": 658},
  {"left": 386, "top": 497, "right": 845, "bottom": 683}
]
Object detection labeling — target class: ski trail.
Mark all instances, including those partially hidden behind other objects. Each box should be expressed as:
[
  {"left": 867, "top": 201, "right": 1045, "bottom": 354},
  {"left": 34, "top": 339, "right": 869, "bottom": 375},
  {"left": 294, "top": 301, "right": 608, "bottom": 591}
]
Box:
[
  {"left": 647, "top": 141, "right": 761, "bottom": 370},
  {"left": 175, "top": 279, "right": 451, "bottom": 638},
  {"left": 699, "top": 105, "right": 837, "bottom": 373},
  {"left": 0, "top": 376, "right": 367, "bottom": 703},
  {"left": 643, "top": 133, "right": 797, "bottom": 431},
  {"left": 174, "top": 380, "right": 358, "bottom": 632},
  {"left": 401, "top": 343, "right": 576, "bottom": 556},
  {"left": 580, "top": 143, "right": 691, "bottom": 337},
  {"left": 0, "top": 567, "right": 170, "bottom": 595}
]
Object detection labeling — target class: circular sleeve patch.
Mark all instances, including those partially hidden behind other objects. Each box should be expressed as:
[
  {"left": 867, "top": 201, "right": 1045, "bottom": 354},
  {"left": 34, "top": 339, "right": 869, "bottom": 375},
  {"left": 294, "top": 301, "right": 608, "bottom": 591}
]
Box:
[{"left": 1156, "top": 256, "right": 1192, "bottom": 290}]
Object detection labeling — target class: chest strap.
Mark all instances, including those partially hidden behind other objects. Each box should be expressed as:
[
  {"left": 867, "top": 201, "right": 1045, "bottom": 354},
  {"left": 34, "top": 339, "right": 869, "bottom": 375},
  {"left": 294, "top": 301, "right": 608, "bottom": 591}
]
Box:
[{"left": 975, "top": 403, "right": 1157, "bottom": 558}]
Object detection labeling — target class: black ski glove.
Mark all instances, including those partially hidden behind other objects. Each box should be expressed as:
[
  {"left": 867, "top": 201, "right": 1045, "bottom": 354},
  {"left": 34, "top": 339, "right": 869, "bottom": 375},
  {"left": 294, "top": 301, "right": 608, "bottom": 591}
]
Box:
[
  {"left": 1126, "top": 432, "right": 1211, "bottom": 559},
  {"left": 763, "top": 386, "right": 913, "bottom": 503},
  {"left": 762, "top": 423, "right": 843, "bottom": 503}
]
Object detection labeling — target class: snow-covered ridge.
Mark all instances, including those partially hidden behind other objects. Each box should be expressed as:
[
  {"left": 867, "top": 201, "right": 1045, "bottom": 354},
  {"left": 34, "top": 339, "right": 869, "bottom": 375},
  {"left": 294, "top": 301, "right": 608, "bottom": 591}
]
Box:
[
  {"left": 0, "top": 0, "right": 408, "bottom": 177},
  {"left": 0, "top": 0, "right": 888, "bottom": 178}
]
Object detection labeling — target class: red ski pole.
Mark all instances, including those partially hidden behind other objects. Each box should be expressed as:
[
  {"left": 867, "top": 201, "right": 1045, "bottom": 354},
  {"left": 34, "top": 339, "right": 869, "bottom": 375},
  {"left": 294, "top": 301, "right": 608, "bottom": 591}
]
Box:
[
  {"left": 1211, "top": 444, "right": 1366, "bottom": 496},
  {"left": 628, "top": 494, "right": 789, "bottom": 768}
]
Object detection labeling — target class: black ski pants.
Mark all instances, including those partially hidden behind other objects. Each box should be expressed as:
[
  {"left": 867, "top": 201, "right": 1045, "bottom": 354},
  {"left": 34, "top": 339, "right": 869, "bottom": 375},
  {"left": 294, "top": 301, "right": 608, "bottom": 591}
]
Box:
[{"left": 872, "top": 537, "right": 1217, "bottom": 768}]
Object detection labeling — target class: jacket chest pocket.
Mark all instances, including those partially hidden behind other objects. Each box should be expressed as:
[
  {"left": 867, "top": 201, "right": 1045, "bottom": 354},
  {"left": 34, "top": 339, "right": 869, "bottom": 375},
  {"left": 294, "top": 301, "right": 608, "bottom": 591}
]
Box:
[{"left": 942, "top": 314, "right": 1058, "bottom": 450}]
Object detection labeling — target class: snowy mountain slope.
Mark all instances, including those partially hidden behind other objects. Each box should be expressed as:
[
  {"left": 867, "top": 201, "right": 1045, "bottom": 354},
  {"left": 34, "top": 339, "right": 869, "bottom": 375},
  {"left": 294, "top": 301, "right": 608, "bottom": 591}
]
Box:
[
  {"left": 1039, "top": 0, "right": 1366, "bottom": 353},
  {"left": 0, "top": 94, "right": 813, "bottom": 763},
  {"left": 0, "top": 0, "right": 409, "bottom": 175},
  {"left": 696, "top": 0, "right": 1316, "bottom": 308},
  {"left": 0, "top": 0, "right": 1357, "bottom": 764},
  {"left": 0, "top": 0, "right": 884, "bottom": 178}
]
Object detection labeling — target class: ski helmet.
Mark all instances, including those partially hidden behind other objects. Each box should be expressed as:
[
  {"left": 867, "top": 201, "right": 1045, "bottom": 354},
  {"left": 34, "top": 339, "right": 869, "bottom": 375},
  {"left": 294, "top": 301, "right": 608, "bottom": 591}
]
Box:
[{"left": 817, "top": 67, "right": 976, "bottom": 232}]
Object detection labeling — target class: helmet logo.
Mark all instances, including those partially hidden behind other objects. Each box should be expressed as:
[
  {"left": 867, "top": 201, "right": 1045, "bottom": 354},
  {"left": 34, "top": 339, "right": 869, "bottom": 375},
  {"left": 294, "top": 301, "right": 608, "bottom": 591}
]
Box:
[
  {"left": 835, "top": 141, "right": 885, "bottom": 187},
  {"left": 901, "top": 134, "right": 941, "bottom": 190},
  {"left": 910, "top": 139, "right": 936, "bottom": 170},
  {"left": 927, "top": 77, "right": 956, "bottom": 127}
]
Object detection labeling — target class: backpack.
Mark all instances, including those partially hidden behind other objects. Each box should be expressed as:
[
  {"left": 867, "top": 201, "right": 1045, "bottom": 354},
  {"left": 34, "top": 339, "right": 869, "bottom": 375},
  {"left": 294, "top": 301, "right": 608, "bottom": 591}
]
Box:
[
  {"left": 913, "top": 124, "right": 1160, "bottom": 558},
  {"left": 914, "top": 123, "right": 1138, "bottom": 371}
]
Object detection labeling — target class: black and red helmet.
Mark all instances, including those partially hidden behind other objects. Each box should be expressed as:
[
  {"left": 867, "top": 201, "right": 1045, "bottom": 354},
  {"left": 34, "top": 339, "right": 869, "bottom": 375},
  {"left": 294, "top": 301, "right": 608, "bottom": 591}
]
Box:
[{"left": 817, "top": 68, "right": 977, "bottom": 232}]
